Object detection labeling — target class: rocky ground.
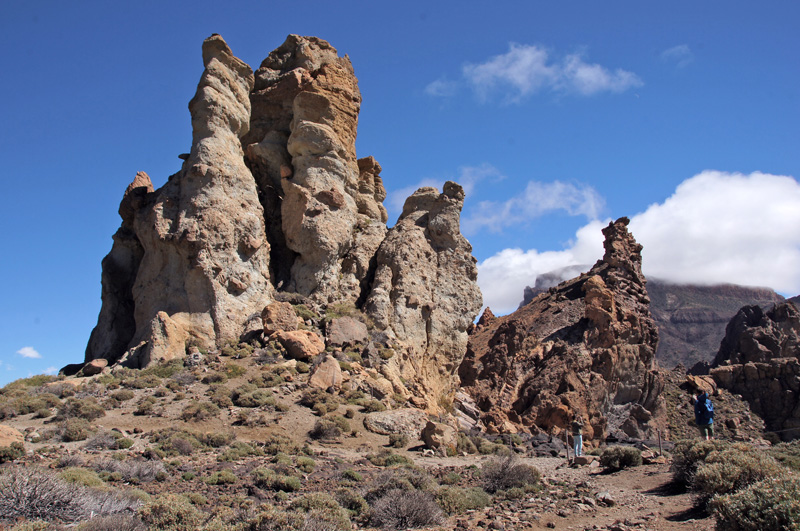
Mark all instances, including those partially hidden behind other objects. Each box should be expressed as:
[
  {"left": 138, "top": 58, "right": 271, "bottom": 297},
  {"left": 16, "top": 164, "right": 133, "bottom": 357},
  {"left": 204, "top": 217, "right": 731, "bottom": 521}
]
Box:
[{"left": 2, "top": 349, "right": 777, "bottom": 531}]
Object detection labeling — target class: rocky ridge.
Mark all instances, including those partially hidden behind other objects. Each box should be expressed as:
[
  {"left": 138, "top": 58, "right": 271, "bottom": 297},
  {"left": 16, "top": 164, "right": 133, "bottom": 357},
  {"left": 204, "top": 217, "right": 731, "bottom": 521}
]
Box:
[
  {"left": 83, "top": 34, "right": 482, "bottom": 412},
  {"left": 459, "top": 218, "right": 664, "bottom": 442},
  {"left": 708, "top": 302, "right": 800, "bottom": 440}
]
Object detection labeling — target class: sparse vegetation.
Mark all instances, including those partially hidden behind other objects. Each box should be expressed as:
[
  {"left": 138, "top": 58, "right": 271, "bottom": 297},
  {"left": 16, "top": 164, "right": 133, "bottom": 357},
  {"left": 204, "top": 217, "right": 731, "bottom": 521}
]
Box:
[
  {"left": 481, "top": 455, "right": 540, "bottom": 494},
  {"left": 370, "top": 488, "right": 444, "bottom": 530},
  {"left": 600, "top": 446, "right": 643, "bottom": 471},
  {"left": 710, "top": 476, "right": 800, "bottom": 531}
]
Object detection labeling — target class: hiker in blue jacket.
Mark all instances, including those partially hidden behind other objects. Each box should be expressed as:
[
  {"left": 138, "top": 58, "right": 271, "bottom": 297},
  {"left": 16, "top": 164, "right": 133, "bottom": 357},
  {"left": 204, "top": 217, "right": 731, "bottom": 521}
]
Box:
[{"left": 693, "top": 391, "right": 715, "bottom": 440}]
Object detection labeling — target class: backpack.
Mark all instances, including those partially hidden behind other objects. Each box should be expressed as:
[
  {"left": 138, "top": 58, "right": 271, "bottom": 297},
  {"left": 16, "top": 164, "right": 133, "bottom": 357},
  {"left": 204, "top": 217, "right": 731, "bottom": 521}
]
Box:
[{"left": 695, "top": 396, "right": 714, "bottom": 424}]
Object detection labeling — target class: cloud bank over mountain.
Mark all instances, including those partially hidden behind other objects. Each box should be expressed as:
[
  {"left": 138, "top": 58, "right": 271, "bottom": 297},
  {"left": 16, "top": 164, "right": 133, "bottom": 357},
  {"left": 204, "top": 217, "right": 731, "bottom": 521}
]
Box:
[{"left": 478, "top": 170, "right": 800, "bottom": 314}]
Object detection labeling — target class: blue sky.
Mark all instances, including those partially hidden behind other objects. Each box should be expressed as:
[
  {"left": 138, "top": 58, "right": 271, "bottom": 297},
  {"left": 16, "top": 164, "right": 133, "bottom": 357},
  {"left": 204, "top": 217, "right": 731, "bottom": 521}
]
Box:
[{"left": 1, "top": 1, "right": 798, "bottom": 385}]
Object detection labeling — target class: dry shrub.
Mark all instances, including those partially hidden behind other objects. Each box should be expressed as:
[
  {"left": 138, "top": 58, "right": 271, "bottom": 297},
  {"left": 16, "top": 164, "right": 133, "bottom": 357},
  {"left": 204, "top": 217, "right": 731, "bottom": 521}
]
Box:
[
  {"left": 671, "top": 439, "right": 728, "bottom": 486},
  {"left": 309, "top": 419, "right": 342, "bottom": 440},
  {"left": 93, "top": 459, "right": 167, "bottom": 483},
  {"left": 0, "top": 466, "right": 140, "bottom": 522},
  {"left": 599, "top": 446, "right": 643, "bottom": 471},
  {"left": 0, "top": 442, "right": 25, "bottom": 463},
  {"left": 62, "top": 418, "right": 94, "bottom": 442},
  {"left": 57, "top": 397, "right": 105, "bottom": 421},
  {"left": 710, "top": 476, "right": 800, "bottom": 531},
  {"left": 137, "top": 494, "right": 203, "bottom": 531},
  {"left": 334, "top": 487, "right": 369, "bottom": 516},
  {"left": 693, "top": 444, "right": 787, "bottom": 503},
  {"left": 180, "top": 401, "right": 220, "bottom": 421},
  {"left": 480, "top": 454, "right": 541, "bottom": 493},
  {"left": 369, "top": 489, "right": 444, "bottom": 530},
  {"left": 288, "top": 493, "right": 351, "bottom": 531},
  {"left": 252, "top": 467, "right": 301, "bottom": 492},
  {"left": 435, "top": 486, "right": 491, "bottom": 515},
  {"left": 366, "top": 449, "right": 413, "bottom": 468},
  {"left": 76, "top": 514, "right": 146, "bottom": 531}
]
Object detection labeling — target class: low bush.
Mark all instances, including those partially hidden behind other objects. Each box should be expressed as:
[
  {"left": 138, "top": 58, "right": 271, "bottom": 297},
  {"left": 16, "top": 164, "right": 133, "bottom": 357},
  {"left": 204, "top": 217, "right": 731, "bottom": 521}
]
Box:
[
  {"left": 766, "top": 440, "right": 800, "bottom": 472},
  {"left": 309, "top": 419, "right": 343, "bottom": 440},
  {"left": 252, "top": 467, "right": 301, "bottom": 492},
  {"left": 0, "top": 442, "right": 25, "bottom": 463},
  {"left": 219, "top": 441, "right": 263, "bottom": 462},
  {"left": 600, "top": 446, "right": 643, "bottom": 471},
  {"left": 262, "top": 434, "right": 303, "bottom": 456},
  {"left": 62, "top": 418, "right": 95, "bottom": 442},
  {"left": 299, "top": 388, "right": 341, "bottom": 415},
  {"left": 180, "top": 401, "right": 220, "bottom": 421},
  {"left": 334, "top": 487, "right": 369, "bottom": 516},
  {"left": 369, "top": 489, "right": 444, "bottom": 530},
  {"left": 137, "top": 494, "right": 203, "bottom": 531},
  {"left": 296, "top": 455, "right": 315, "bottom": 473},
  {"left": 671, "top": 439, "right": 728, "bottom": 486},
  {"left": 224, "top": 362, "right": 247, "bottom": 379},
  {"left": 75, "top": 513, "right": 146, "bottom": 531},
  {"left": 360, "top": 399, "right": 386, "bottom": 413},
  {"left": 59, "top": 466, "right": 105, "bottom": 487},
  {"left": 435, "top": 485, "right": 491, "bottom": 515},
  {"left": 693, "top": 444, "right": 786, "bottom": 503},
  {"left": 389, "top": 433, "right": 409, "bottom": 448},
  {"left": 57, "top": 396, "right": 105, "bottom": 421},
  {"left": 133, "top": 396, "right": 157, "bottom": 416},
  {"left": 93, "top": 458, "right": 167, "bottom": 483},
  {"left": 710, "top": 476, "right": 800, "bottom": 531},
  {"left": 341, "top": 469, "right": 363, "bottom": 482},
  {"left": 232, "top": 386, "right": 275, "bottom": 408},
  {"left": 367, "top": 449, "right": 413, "bottom": 467},
  {"left": 481, "top": 455, "right": 541, "bottom": 493},
  {"left": 205, "top": 469, "right": 238, "bottom": 485},
  {"left": 288, "top": 493, "right": 352, "bottom": 531}
]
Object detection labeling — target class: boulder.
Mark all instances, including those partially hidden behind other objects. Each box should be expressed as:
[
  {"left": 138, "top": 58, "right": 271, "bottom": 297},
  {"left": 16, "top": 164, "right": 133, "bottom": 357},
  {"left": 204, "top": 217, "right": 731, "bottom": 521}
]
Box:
[
  {"left": 80, "top": 358, "right": 108, "bottom": 376},
  {"left": 274, "top": 330, "right": 324, "bottom": 361},
  {"left": 308, "top": 355, "right": 343, "bottom": 390},
  {"left": 0, "top": 425, "right": 24, "bottom": 447},
  {"left": 363, "top": 408, "right": 428, "bottom": 436},
  {"left": 326, "top": 317, "right": 368, "bottom": 349},
  {"left": 421, "top": 420, "right": 457, "bottom": 453},
  {"left": 262, "top": 301, "right": 298, "bottom": 335}
]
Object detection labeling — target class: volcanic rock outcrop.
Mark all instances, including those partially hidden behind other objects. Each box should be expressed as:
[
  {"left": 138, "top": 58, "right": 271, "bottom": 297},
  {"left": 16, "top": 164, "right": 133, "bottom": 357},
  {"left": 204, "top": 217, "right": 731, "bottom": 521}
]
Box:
[
  {"left": 84, "top": 34, "right": 481, "bottom": 411},
  {"left": 459, "top": 218, "right": 664, "bottom": 441},
  {"left": 708, "top": 302, "right": 800, "bottom": 440}
]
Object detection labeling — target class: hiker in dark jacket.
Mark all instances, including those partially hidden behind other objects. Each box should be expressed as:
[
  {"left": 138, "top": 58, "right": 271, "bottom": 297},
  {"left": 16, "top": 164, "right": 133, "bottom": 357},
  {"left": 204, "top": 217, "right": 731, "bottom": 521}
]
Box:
[{"left": 693, "top": 391, "right": 715, "bottom": 440}]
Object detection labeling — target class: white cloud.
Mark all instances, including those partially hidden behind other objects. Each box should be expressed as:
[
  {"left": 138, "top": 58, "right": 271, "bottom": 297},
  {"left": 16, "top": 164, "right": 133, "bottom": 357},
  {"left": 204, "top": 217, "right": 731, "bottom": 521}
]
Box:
[
  {"left": 16, "top": 346, "right": 41, "bottom": 359},
  {"left": 463, "top": 179, "right": 605, "bottom": 234},
  {"left": 661, "top": 45, "right": 694, "bottom": 68},
  {"left": 476, "top": 170, "right": 800, "bottom": 316},
  {"left": 631, "top": 171, "right": 800, "bottom": 293},
  {"left": 478, "top": 220, "right": 607, "bottom": 314},
  {"left": 424, "top": 78, "right": 458, "bottom": 98},
  {"left": 455, "top": 43, "right": 642, "bottom": 102},
  {"left": 43, "top": 366, "right": 58, "bottom": 375}
]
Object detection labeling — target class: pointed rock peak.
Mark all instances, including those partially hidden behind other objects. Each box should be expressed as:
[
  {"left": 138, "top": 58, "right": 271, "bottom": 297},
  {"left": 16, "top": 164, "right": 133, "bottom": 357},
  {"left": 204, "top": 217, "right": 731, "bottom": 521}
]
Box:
[
  {"left": 125, "top": 171, "right": 154, "bottom": 195},
  {"left": 261, "top": 34, "right": 340, "bottom": 73},
  {"left": 600, "top": 216, "right": 644, "bottom": 275},
  {"left": 201, "top": 34, "right": 252, "bottom": 79},
  {"left": 443, "top": 181, "right": 465, "bottom": 202}
]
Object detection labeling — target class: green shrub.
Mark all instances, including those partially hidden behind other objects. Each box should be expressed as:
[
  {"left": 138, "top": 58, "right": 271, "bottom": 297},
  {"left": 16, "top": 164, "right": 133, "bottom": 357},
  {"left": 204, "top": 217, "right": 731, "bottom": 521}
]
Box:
[
  {"left": 232, "top": 386, "right": 275, "bottom": 408},
  {"left": 341, "top": 469, "right": 362, "bottom": 482},
  {"left": 201, "top": 372, "right": 227, "bottom": 384},
  {"left": 600, "top": 446, "right": 643, "bottom": 471},
  {"left": 180, "top": 401, "right": 220, "bottom": 421},
  {"left": 295, "top": 361, "right": 310, "bottom": 374},
  {"left": 293, "top": 304, "right": 319, "bottom": 322},
  {"left": 710, "top": 476, "right": 800, "bottom": 531},
  {"left": 288, "top": 493, "right": 351, "bottom": 531},
  {"left": 360, "top": 399, "right": 386, "bottom": 413},
  {"left": 334, "top": 487, "right": 368, "bottom": 516},
  {"left": 134, "top": 396, "right": 157, "bottom": 416},
  {"left": 389, "top": 433, "right": 409, "bottom": 448},
  {"left": 59, "top": 467, "right": 105, "bottom": 487},
  {"left": 252, "top": 467, "right": 302, "bottom": 492},
  {"left": 766, "top": 440, "right": 800, "bottom": 472},
  {"left": 0, "top": 442, "right": 25, "bottom": 463},
  {"left": 457, "top": 433, "right": 478, "bottom": 454},
  {"left": 262, "top": 434, "right": 302, "bottom": 456},
  {"left": 366, "top": 449, "right": 413, "bottom": 467},
  {"left": 436, "top": 485, "right": 491, "bottom": 515},
  {"left": 124, "top": 374, "right": 163, "bottom": 389},
  {"left": 57, "top": 397, "right": 105, "bottom": 421},
  {"left": 62, "top": 418, "right": 94, "bottom": 442},
  {"left": 299, "top": 388, "right": 341, "bottom": 415},
  {"left": 143, "top": 359, "right": 185, "bottom": 379},
  {"left": 693, "top": 445, "right": 787, "bottom": 503},
  {"left": 219, "top": 441, "right": 262, "bottom": 462},
  {"left": 206, "top": 469, "right": 238, "bottom": 485},
  {"left": 296, "top": 456, "right": 315, "bottom": 473},
  {"left": 138, "top": 494, "right": 203, "bottom": 531},
  {"left": 481, "top": 455, "right": 541, "bottom": 493},
  {"left": 224, "top": 363, "right": 247, "bottom": 379},
  {"left": 671, "top": 439, "right": 728, "bottom": 486}
]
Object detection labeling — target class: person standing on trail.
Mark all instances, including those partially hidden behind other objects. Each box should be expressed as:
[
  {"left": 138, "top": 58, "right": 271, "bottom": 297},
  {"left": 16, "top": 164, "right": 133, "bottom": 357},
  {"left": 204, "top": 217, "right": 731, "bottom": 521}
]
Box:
[
  {"left": 571, "top": 416, "right": 585, "bottom": 457},
  {"left": 693, "top": 391, "right": 715, "bottom": 440}
]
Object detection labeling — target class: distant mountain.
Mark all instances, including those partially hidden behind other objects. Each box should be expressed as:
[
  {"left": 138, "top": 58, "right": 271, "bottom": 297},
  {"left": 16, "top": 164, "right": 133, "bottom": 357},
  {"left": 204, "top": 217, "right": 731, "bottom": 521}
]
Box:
[
  {"left": 518, "top": 270, "right": 785, "bottom": 369},
  {"left": 645, "top": 280, "right": 784, "bottom": 368}
]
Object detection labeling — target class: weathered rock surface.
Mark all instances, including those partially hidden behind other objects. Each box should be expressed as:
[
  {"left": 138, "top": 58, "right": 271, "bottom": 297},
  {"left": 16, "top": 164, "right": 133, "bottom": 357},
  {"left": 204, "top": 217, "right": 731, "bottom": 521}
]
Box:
[
  {"left": 308, "top": 355, "right": 343, "bottom": 390},
  {"left": 363, "top": 408, "right": 429, "bottom": 436},
  {"left": 421, "top": 420, "right": 458, "bottom": 453},
  {"left": 80, "top": 358, "right": 108, "bottom": 376},
  {"left": 365, "top": 182, "right": 482, "bottom": 413},
  {"left": 460, "top": 218, "right": 664, "bottom": 441},
  {"left": 86, "top": 34, "right": 272, "bottom": 367},
  {"left": 84, "top": 34, "right": 482, "bottom": 415},
  {"left": 326, "top": 317, "right": 369, "bottom": 349},
  {"left": 709, "top": 302, "right": 800, "bottom": 440},
  {"left": 0, "top": 425, "right": 24, "bottom": 447}
]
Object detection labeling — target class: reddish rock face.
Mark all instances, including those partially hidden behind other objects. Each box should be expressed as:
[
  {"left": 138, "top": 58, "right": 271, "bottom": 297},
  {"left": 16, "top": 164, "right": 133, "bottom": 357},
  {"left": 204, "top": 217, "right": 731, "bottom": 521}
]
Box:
[
  {"left": 710, "top": 302, "right": 800, "bottom": 440},
  {"left": 459, "top": 218, "right": 665, "bottom": 441}
]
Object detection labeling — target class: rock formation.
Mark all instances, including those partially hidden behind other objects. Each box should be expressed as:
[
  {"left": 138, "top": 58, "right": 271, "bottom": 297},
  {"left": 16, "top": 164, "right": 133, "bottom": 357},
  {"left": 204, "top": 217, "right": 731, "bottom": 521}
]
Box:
[
  {"left": 460, "top": 218, "right": 664, "bottom": 441},
  {"left": 84, "top": 34, "right": 481, "bottom": 412},
  {"left": 708, "top": 302, "right": 800, "bottom": 440}
]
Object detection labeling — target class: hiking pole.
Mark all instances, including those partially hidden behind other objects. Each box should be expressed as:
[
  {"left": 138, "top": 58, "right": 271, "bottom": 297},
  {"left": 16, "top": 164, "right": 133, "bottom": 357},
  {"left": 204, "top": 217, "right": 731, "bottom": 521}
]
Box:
[
  {"left": 658, "top": 430, "right": 663, "bottom": 457},
  {"left": 564, "top": 429, "right": 570, "bottom": 464}
]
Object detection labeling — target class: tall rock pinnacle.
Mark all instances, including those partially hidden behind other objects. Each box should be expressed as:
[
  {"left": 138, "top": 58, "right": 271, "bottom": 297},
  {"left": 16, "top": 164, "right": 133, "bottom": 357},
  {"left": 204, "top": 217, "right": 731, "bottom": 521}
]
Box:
[{"left": 460, "top": 218, "right": 664, "bottom": 439}]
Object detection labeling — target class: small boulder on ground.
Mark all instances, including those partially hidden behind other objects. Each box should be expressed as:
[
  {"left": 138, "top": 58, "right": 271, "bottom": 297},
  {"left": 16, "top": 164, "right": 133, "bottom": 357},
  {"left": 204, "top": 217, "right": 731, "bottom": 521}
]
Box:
[
  {"left": 308, "top": 355, "right": 343, "bottom": 390},
  {"left": 274, "top": 330, "right": 325, "bottom": 361},
  {"left": 262, "top": 301, "right": 298, "bottom": 335},
  {"left": 364, "top": 408, "right": 429, "bottom": 436},
  {"left": 421, "top": 420, "right": 458, "bottom": 453},
  {"left": 326, "top": 317, "right": 368, "bottom": 348},
  {"left": 80, "top": 358, "right": 108, "bottom": 376}
]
